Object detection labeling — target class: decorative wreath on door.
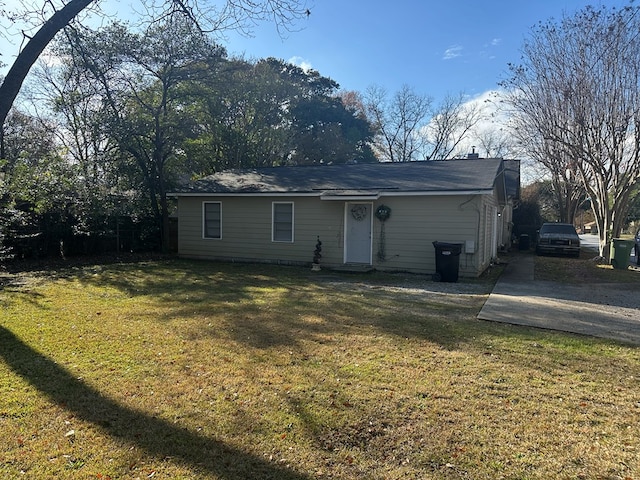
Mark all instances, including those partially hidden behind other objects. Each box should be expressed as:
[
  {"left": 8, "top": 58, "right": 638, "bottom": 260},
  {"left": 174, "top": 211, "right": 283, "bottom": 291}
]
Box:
[{"left": 351, "top": 205, "right": 368, "bottom": 221}]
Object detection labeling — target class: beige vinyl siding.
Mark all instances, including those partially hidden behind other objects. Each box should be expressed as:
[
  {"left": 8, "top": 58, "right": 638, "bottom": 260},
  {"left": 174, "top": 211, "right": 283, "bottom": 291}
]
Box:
[
  {"left": 370, "top": 195, "right": 483, "bottom": 275},
  {"left": 177, "top": 192, "right": 498, "bottom": 276},
  {"left": 178, "top": 196, "right": 346, "bottom": 267}
]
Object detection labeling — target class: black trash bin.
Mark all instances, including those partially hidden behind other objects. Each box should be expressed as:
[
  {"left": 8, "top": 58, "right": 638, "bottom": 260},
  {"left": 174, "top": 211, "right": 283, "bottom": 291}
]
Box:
[
  {"left": 519, "top": 234, "right": 530, "bottom": 251},
  {"left": 432, "top": 241, "right": 463, "bottom": 282}
]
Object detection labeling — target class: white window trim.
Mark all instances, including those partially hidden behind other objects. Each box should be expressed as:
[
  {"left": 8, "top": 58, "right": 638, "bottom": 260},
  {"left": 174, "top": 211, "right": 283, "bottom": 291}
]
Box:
[
  {"left": 202, "top": 201, "right": 222, "bottom": 240},
  {"left": 272, "top": 202, "right": 294, "bottom": 243}
]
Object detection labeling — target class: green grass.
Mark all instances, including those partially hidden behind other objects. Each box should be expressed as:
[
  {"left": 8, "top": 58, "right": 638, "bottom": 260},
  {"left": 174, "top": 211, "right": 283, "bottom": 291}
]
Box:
[{"left": 1, "top": 258, "right": 639, "bottom": 479}]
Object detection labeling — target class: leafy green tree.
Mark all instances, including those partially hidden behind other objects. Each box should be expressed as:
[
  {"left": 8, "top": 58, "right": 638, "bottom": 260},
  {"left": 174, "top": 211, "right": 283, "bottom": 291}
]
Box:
[
  {"left": 626, "top": 187, "right": 640, "bottom": 224},
  {"left": 0, "top": 0, "right": 311, "bottom": 128},
  {"left": 21, "top": 26, "right": 375, "bottom": 257},
  {"left": 512, "top": 183, "right": 544, "bottom": 239},
  {"left": 0, "top": 109, "right": 57, "bottom": 173},
  {"left": 284, "top": 68, "right": 375, "bottom": 164},
  {"left": 182, "top": 57, "right": 293, "bottom": 171},
  {"left": 0, "top": 157, "right": 11, "bottom": 260},
  {"left": 185, "top": 57, "right": 375, "bottom": 169},
  {"left": 60, "top": 17, "right": 226, "bottom": 251},
  {"left": 27, "top": 60, "right": 129, "bottom": 247},
  {"left": 0, "top": 107, "right": 85, "bottom": 258},
  {"left": 0, "top": 109, "right": 49, "bottom": 258},
  {"left": 288, "top": 94, "right": 375, "bottom": 165},
  {"left": 526, "top": 180, "right": 576, "bottom": 223}
]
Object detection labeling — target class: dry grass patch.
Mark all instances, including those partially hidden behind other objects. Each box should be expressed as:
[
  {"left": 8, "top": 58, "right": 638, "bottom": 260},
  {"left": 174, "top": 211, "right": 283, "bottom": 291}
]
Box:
[
  {"left": 1, "top": 259, "right": 639, "bottom": 479},
  {"left": 535, "top": 250, "right": 640, "bottom": 283}
]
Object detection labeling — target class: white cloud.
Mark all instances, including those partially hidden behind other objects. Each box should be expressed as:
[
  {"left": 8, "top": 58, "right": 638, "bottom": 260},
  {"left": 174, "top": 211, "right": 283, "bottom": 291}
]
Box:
[
  {"left": 479, "top": 38, "right": 502, "bottom": 58},
  {"left": 288, "top": 56, "right": 313, "bottom": 72},
  {"left": 455, "top": 90, "right": 538, "bottom": 184},
  {"left": 442, "top": 45, "right": 463, "bottom": 60}
]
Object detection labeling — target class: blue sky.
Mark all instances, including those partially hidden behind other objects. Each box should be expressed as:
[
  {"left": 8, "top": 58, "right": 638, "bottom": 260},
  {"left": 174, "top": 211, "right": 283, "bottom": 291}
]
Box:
[
  {"left": 222, "top": 0, "right": 628, "bottom": 102},
  {"left": 0, "top": 0, "right": 631, "bottom": 104}
]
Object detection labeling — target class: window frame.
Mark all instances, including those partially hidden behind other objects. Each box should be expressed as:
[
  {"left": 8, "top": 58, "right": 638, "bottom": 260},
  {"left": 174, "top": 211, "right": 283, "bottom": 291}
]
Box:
[
  {"left": 272, "top": 202, "right": 294, "bottom": 243},
  {"left": 202, "top": 201, "right": 222, "bottom": 240}
]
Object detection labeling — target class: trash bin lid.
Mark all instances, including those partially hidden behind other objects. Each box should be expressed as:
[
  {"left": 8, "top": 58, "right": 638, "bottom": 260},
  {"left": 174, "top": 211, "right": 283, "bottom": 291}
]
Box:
[{"left": 432, "top": 241, "right": 463, "bottom": 254}]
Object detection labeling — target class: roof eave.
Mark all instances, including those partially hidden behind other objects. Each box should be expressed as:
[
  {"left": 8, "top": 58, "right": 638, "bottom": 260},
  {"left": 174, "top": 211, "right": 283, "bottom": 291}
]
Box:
[{"left": 168, "top": 189, "right": 494, "bottom": 198}]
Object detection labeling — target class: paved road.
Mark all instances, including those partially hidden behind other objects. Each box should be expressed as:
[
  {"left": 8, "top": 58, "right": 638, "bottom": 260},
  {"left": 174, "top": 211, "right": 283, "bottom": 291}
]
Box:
[
  {"left": 579, "top": 233, "right": 600, "bottom": 251},
  {"left": 579, "top": 233, "right": 639, "bottom": 265},
  {"left": 478, "top": 253, "right": 640, "bottom": 345}
]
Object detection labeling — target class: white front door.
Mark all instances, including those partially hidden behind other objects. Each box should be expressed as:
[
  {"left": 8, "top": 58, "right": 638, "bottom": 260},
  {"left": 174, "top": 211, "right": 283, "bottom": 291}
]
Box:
[{"left": 344, "top": 203, "right": 372, "bottom": 264}]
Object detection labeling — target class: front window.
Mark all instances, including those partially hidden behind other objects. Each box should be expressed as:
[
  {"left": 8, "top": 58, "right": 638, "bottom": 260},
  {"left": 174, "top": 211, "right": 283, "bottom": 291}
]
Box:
[
  {"left": 203, "top": 202, "right": 221, "bottom": 239},
  {"left": 272, "top": 202, "right": 294, "bottom": 242}
]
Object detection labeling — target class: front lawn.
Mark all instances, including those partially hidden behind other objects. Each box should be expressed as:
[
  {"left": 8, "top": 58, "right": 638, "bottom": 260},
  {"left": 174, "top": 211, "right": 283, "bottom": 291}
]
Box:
[{"left": 1, "top": 259, "right": 639, "bottom": 479}]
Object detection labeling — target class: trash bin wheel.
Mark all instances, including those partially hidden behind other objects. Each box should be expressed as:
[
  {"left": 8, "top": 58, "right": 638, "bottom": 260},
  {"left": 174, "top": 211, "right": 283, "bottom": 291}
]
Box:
[{"left": 432, "top": 272, "right": 442, "bottom": 282}]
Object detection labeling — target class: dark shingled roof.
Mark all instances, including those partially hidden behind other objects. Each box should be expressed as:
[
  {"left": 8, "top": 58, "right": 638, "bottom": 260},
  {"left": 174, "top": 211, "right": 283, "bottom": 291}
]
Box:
[{"left": 172, "top": 158, "right": 515, "bottom": 196}]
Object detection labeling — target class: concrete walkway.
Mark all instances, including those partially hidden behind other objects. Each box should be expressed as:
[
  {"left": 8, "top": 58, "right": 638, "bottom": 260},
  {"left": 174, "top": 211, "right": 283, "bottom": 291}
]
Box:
[{"left": 478, "top": 254, "right": 640, "bottom": 346}]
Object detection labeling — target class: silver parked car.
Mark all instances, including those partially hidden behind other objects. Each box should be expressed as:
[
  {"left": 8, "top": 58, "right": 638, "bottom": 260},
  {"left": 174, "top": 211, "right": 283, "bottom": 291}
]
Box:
[{"left": 536, "top": 223, "right": 581, "bottom": 257}]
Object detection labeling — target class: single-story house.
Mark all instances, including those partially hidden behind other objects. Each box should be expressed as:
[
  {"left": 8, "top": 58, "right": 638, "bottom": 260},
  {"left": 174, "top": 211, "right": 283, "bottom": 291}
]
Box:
[{"left": 169, "top": 158, "right": 520, "bottom": 277}]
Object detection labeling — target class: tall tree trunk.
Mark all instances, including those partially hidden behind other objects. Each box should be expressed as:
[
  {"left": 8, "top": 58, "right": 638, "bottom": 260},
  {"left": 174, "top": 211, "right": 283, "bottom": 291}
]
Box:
[{"left": 0, "top": 0, "right": 95, "bottom": 127}]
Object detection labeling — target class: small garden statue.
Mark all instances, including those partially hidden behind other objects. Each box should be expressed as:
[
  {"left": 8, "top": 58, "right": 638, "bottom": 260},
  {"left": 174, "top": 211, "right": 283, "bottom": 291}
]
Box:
[{"left": 312, "top": 236, "right": 322, "bottom": 271}]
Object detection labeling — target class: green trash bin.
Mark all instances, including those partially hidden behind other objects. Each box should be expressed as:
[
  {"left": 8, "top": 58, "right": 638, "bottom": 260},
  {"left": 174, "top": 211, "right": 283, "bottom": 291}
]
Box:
[{"left": 610, "top": 238, "right": 634, "bottom": 269}]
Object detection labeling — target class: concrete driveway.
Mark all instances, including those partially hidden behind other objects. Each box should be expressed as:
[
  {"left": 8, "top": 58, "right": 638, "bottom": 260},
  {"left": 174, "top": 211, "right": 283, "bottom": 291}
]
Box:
[{"left": 478, "top": 254, "right": 640, "bottom": 346}]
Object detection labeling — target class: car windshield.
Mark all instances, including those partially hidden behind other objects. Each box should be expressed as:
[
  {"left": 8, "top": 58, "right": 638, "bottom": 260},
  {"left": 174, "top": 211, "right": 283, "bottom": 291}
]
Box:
[{"left": 541, "top": 224, "right": 577, "bottom": 234}]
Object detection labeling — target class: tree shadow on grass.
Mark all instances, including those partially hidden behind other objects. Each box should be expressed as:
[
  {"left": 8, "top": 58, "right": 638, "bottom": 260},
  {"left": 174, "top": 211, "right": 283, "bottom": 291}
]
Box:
[
  {"left": 0, "top": 325, "right": 310, "bottom": 480},
  {"left": 69, "top": 259, "right": 489, "bottom": 351}
]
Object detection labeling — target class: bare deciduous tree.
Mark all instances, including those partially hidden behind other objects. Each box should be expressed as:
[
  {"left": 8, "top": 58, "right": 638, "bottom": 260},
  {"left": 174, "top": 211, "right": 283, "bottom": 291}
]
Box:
[
  {"left": 363, "top": 86, "right": 488, "bottom": 162},
  {"left": 423, "top": 92, "right": 485, "bottom": 160},
  {"left": 502, "top": 4, "right": 640, "bottom": 256},
  {"left": 363, "top": 84, "right": 432, "bottom": 162},
  {"left": 509, "top": 116, "right": 586, "bottom": 224},
  {"left": 474, "top": 128, "right": 520, "bottom": 160}
]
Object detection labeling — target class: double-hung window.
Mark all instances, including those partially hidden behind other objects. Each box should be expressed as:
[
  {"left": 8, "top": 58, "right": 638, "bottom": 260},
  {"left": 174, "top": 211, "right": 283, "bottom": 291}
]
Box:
[
  {"left": 272, "top": 202, "right": 294, "bottom": 242},
  {"left": 203, "top": 202, "right": 222, "bottom": 239}
]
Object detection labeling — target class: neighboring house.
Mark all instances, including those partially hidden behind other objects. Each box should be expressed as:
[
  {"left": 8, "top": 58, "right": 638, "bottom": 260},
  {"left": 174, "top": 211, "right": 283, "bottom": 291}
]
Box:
[
  {"left": 582, "top": 221, "right": 598, "bottom": 235},
  {"left": 169, "top": 158, "right": 520, "bottom": 277}
]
